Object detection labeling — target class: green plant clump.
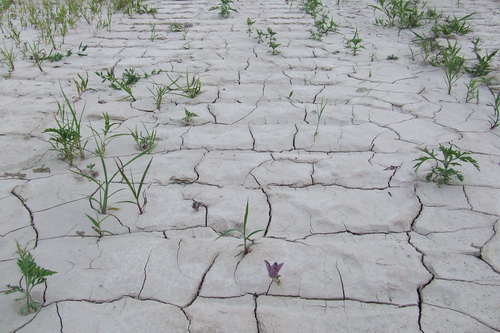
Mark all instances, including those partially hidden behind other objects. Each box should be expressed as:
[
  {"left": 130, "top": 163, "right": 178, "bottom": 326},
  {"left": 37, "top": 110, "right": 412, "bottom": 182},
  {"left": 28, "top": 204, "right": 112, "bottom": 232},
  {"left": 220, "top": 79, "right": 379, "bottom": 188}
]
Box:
[
  {"left": 344, "top": 28, "right": 365, "bottom": 55},
  {"left": 413, "top": 144, "right": 480, "bottom": 186},
  {"left": 216, "top": 200, "right": 265, "bottom": 256},
  {"left": 370, "top": 0, "right": 430, "bottom": 30},
  {"left": 209, "top": 0, "right": 238, "bottom": 18},
  {"left": 430, "top": 40, "right": 465, "bottom": 95},
  {"left": 3, "top": 242, "right": 56, "bottom": 315}
]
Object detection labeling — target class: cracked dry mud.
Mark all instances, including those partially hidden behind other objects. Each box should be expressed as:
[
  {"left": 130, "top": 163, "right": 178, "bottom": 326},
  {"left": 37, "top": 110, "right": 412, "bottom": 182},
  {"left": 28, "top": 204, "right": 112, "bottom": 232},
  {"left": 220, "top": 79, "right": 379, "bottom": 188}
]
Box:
[{"left": 1, "top": 0, "right": 499, "bottom": 332}]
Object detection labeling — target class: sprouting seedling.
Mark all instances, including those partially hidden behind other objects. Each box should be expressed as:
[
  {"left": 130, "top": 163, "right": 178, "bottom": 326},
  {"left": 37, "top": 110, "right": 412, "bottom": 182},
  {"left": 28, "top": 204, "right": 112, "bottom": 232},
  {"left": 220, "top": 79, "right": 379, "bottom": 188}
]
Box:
[
  {"left": 313, "top": 98, "right": 327, "bottom": 142},
  {"left": 246, "top": 18, "right": 255, "bottom": 36},
  {"left": 216, "top": 200, "right": 265, "bottom": 256},
  {"left": 73, "top": 71, "right": 94, "bottom": 100},
  {"left": 89, "top": 113, "right": 127, "bottom": 155},
  {"left": 116, "top": 156, "right": 153, "bottom": 215},
  {"left": 143, "top": 69, "right": 163, "bottom": 78},
  {"left": 266, "top": 27, "right": 281, "bottom": 55},
  {"left": 24, "top": 40, "right": 46, "bottom": 71},
  {"left": 344, "top": 28, "right": 364, "bottom": 56},
  {"left": 411, "top": 30, "right": 440, "bottom": 62},
  {"left": 313, "top": 12, "right": 338, "bottom": 38},
  {"left": 466, "top": 37, "right": 498, "bottom": 78},
  {"left": 209, "top": 0, "right": 238, "bottom": 18},
  {"left": 370, "top": 0, "right": 428, "bottom": 30},
  {"left": 122, "top": 68, "right": 141, "bottom": 85},
  {"left": 433, "top": 40, "right": 465, "bottom": 95},
  {"left": 413, "top": 144, "right": 480, "bottom": 186},
  {"left": 95, "top": 68, "right": 139, "bottom": 101},
  {"left": 3, "top": 241, "right": 56, "bottom": 315},
  {"left": 44, "top": 89, "right": 87, "bottom": 165},
  {"left": 435, "top": 13, "right": 473, "bottom": 36},
  {"left": 78, "top": 142, "right": 148, "bottom": 214},
  {"left": 150, "top": 22, "right": 160, "bottom": 41},
  {"left": 148, "top": 83, "right": 171, "bottom": 110},
  {"left": 465, "top": 79, "right": 479, "bottom": 104},
  {"left": 76, "top": 42, "right": 88, "bottom": 57},
  {"left": 167, "top": 70, "right": 203, "bottom": 98},
  {"left": 265, "top": 260, "right": 284, "bottom": 285},
  {"left": 0, "top": 42, "right": 16, "bottom": 74},
  {"left": 487, "top": 89, "right": 500, "bottom": 130},
  {"left": 85, "top": 213, "right": 113, "bottom": 238},
  {"left": 130, "top": 124, "right": 157, "bottom": 153},
  {"left": 255, "top": 29, "right": 268, "bottom": 44},
  {"left": 169, "top": 22, "right": 183, "bottom": 32},
  {"left": 287, "top": 90, "right": 294, "bottom": 100},
  {"left": 182, "top": 28, "right": 189, "bottom": 40},
  {"left": 182, "top": 108, "right": 198, "bottom": 125}
]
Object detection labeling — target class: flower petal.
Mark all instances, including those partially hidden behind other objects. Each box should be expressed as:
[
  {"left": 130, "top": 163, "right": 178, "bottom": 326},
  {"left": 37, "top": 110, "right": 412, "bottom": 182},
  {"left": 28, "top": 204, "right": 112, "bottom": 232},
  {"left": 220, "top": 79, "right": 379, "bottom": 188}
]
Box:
[{"left": 264, "top": 260, "right": 272, "bottom": 275}]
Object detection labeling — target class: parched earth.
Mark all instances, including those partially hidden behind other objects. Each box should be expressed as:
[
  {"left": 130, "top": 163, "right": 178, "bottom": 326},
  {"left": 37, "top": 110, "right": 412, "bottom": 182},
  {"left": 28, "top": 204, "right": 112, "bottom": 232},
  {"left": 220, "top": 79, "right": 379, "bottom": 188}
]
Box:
[{"left": 1, "top": 0, "right": 499, "bottom": 332}]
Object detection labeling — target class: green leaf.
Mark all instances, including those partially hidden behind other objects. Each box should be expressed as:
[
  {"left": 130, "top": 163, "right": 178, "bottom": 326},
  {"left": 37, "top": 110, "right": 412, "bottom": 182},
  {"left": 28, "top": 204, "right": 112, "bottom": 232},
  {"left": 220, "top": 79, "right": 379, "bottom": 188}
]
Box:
[{"left": 246, "top": 229, "right": 265, "bottom": 239}]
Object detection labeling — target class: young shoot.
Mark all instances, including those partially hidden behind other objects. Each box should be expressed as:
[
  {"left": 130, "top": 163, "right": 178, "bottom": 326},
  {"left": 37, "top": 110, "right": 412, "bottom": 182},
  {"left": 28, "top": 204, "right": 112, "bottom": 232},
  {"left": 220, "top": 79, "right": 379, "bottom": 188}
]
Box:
[
  {"left": 209, "top": 0, "right": 238, "bottom": 18},
  {"left": 182, "top": 108, "right": 198, "bottom": 125},
  {"left": 85, "top": 213, "right": 113, "bottom": 238},
  {"left": 488, "top": 90, "right": 500, "bottom": 130},
  {"left": 216, "top": 200, "right": 265, "bottom": 256},
  {"left": 344, "top": 28, "right": 364, "bottom": 56},
  {"left": 116, "top": 156, "right": 153, "bottom": 214},
  {"left": 3, "top": 242, "right": 56, "bottom": 315},
  {"left": 413, "top": 144, "right": 480, "bottom": 186},
  {"left": 313, "top": 98, "right": 327, "bottom": 142},
  {"left": 130, "top": 124, "right": 157, "bottom": 153}
]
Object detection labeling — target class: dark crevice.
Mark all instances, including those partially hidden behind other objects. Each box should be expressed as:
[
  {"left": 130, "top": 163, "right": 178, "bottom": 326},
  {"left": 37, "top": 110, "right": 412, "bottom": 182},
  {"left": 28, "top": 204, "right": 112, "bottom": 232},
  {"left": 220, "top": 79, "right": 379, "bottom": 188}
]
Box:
[
  {"left": 407, "top": 191, "right": 434, "bottom": 333},
  {"left": 253, "top": 293, "right": 261, "bottom": 333},
  {"left": 335, "top": 260, "right": 345, "bottom": 300},
  {"left": 183, "top": 253, "right": 220, "bottom": 308},
  {"left": 11, "top": 186, "right": 38, "bottom": 247},
  {"left": 199, "top": 292, "right": 416, "bottom": 308},
  {"left": 56, "top": 302, "right": 63, "bottom": 333},
  {"left": 138, "top": 247, "right": 153, "bottom": 298},
  {"left": 180, "top": 307, "right": 193, "bottom": 333},
  {"left": 423, "top": 303, "right": 499, "bottom": 331},
  {"left": 479, "top": 218, "right": 500, "bottom": 275},
  {"left": 248, "top": 125, "right": 256, "bottom": 151}
]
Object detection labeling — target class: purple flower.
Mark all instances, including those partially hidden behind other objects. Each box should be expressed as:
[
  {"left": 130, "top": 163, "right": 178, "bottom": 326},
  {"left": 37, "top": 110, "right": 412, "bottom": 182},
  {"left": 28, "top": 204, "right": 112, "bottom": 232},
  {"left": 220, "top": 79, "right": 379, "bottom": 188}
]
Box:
[
  {"left": 192, "top": 202, "right": 200, "bottom": 212},
  {"left": 265, "top": 260, "right": 284, "bottom": 282}
]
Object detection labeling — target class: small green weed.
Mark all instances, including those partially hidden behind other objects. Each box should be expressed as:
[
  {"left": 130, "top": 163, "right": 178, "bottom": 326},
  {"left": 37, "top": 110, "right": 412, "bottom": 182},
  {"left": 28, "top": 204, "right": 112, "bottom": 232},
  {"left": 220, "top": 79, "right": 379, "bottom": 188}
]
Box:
[
  {"left": 431, "top": 40, "right": 465, "bottom": 95},
  {"left": 344, "top": 28, "right": 365, "bottom": 55},
  {"left": 130, "top": 124, "right": 157, "bottom": 153},
  {"left": 0, "top": 42, "right": 15, "bottom": 73},
  {"left": 73, "top": 71, "right": 93, "bottom": 99},
  {"left": 116, "top": 156, "right": 153, "bottom": 214},
  {"left": 465, "top": 79, "right": 479, "bottom": 104},
  {"left": 182, "top": 108, "right": 199, "bottom": 125},
  {"left": 85, "top": 213, "right": 113, "bottom": 238},
  {"left": 434, "top": 13, "right": 473, "bottom": 36},
  {"left": 266, "top": 27, "right": 280, "bottom": 55},
  {"left": 414, "top": 144, "right": 480, "bottom": 186},
  {"left": 466, "top": 38, "right": 498, "bottom": 78},
  {"left": 313, "top": 98, "right": 327, "bottom": 142},
  {"left": 167, "top": 70, "right": 203, "bottom": 98},
  {"left": 209, "top": 0, "right": 238, "bottom": 18},
  {"left": 216, "top": 200, "right": 264, "bottom": 256},
  {"left": 487, "top": 90, "right": 500, "bottom": 130},
  {"left": 3, "top": 242, "right": 56, "bottom": 315},
  {"left": 246, "top": 18, "right": 255, "bottom": 36},
  {"left": 44, "top": 89, "right": 87, "bottom": 165}
]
